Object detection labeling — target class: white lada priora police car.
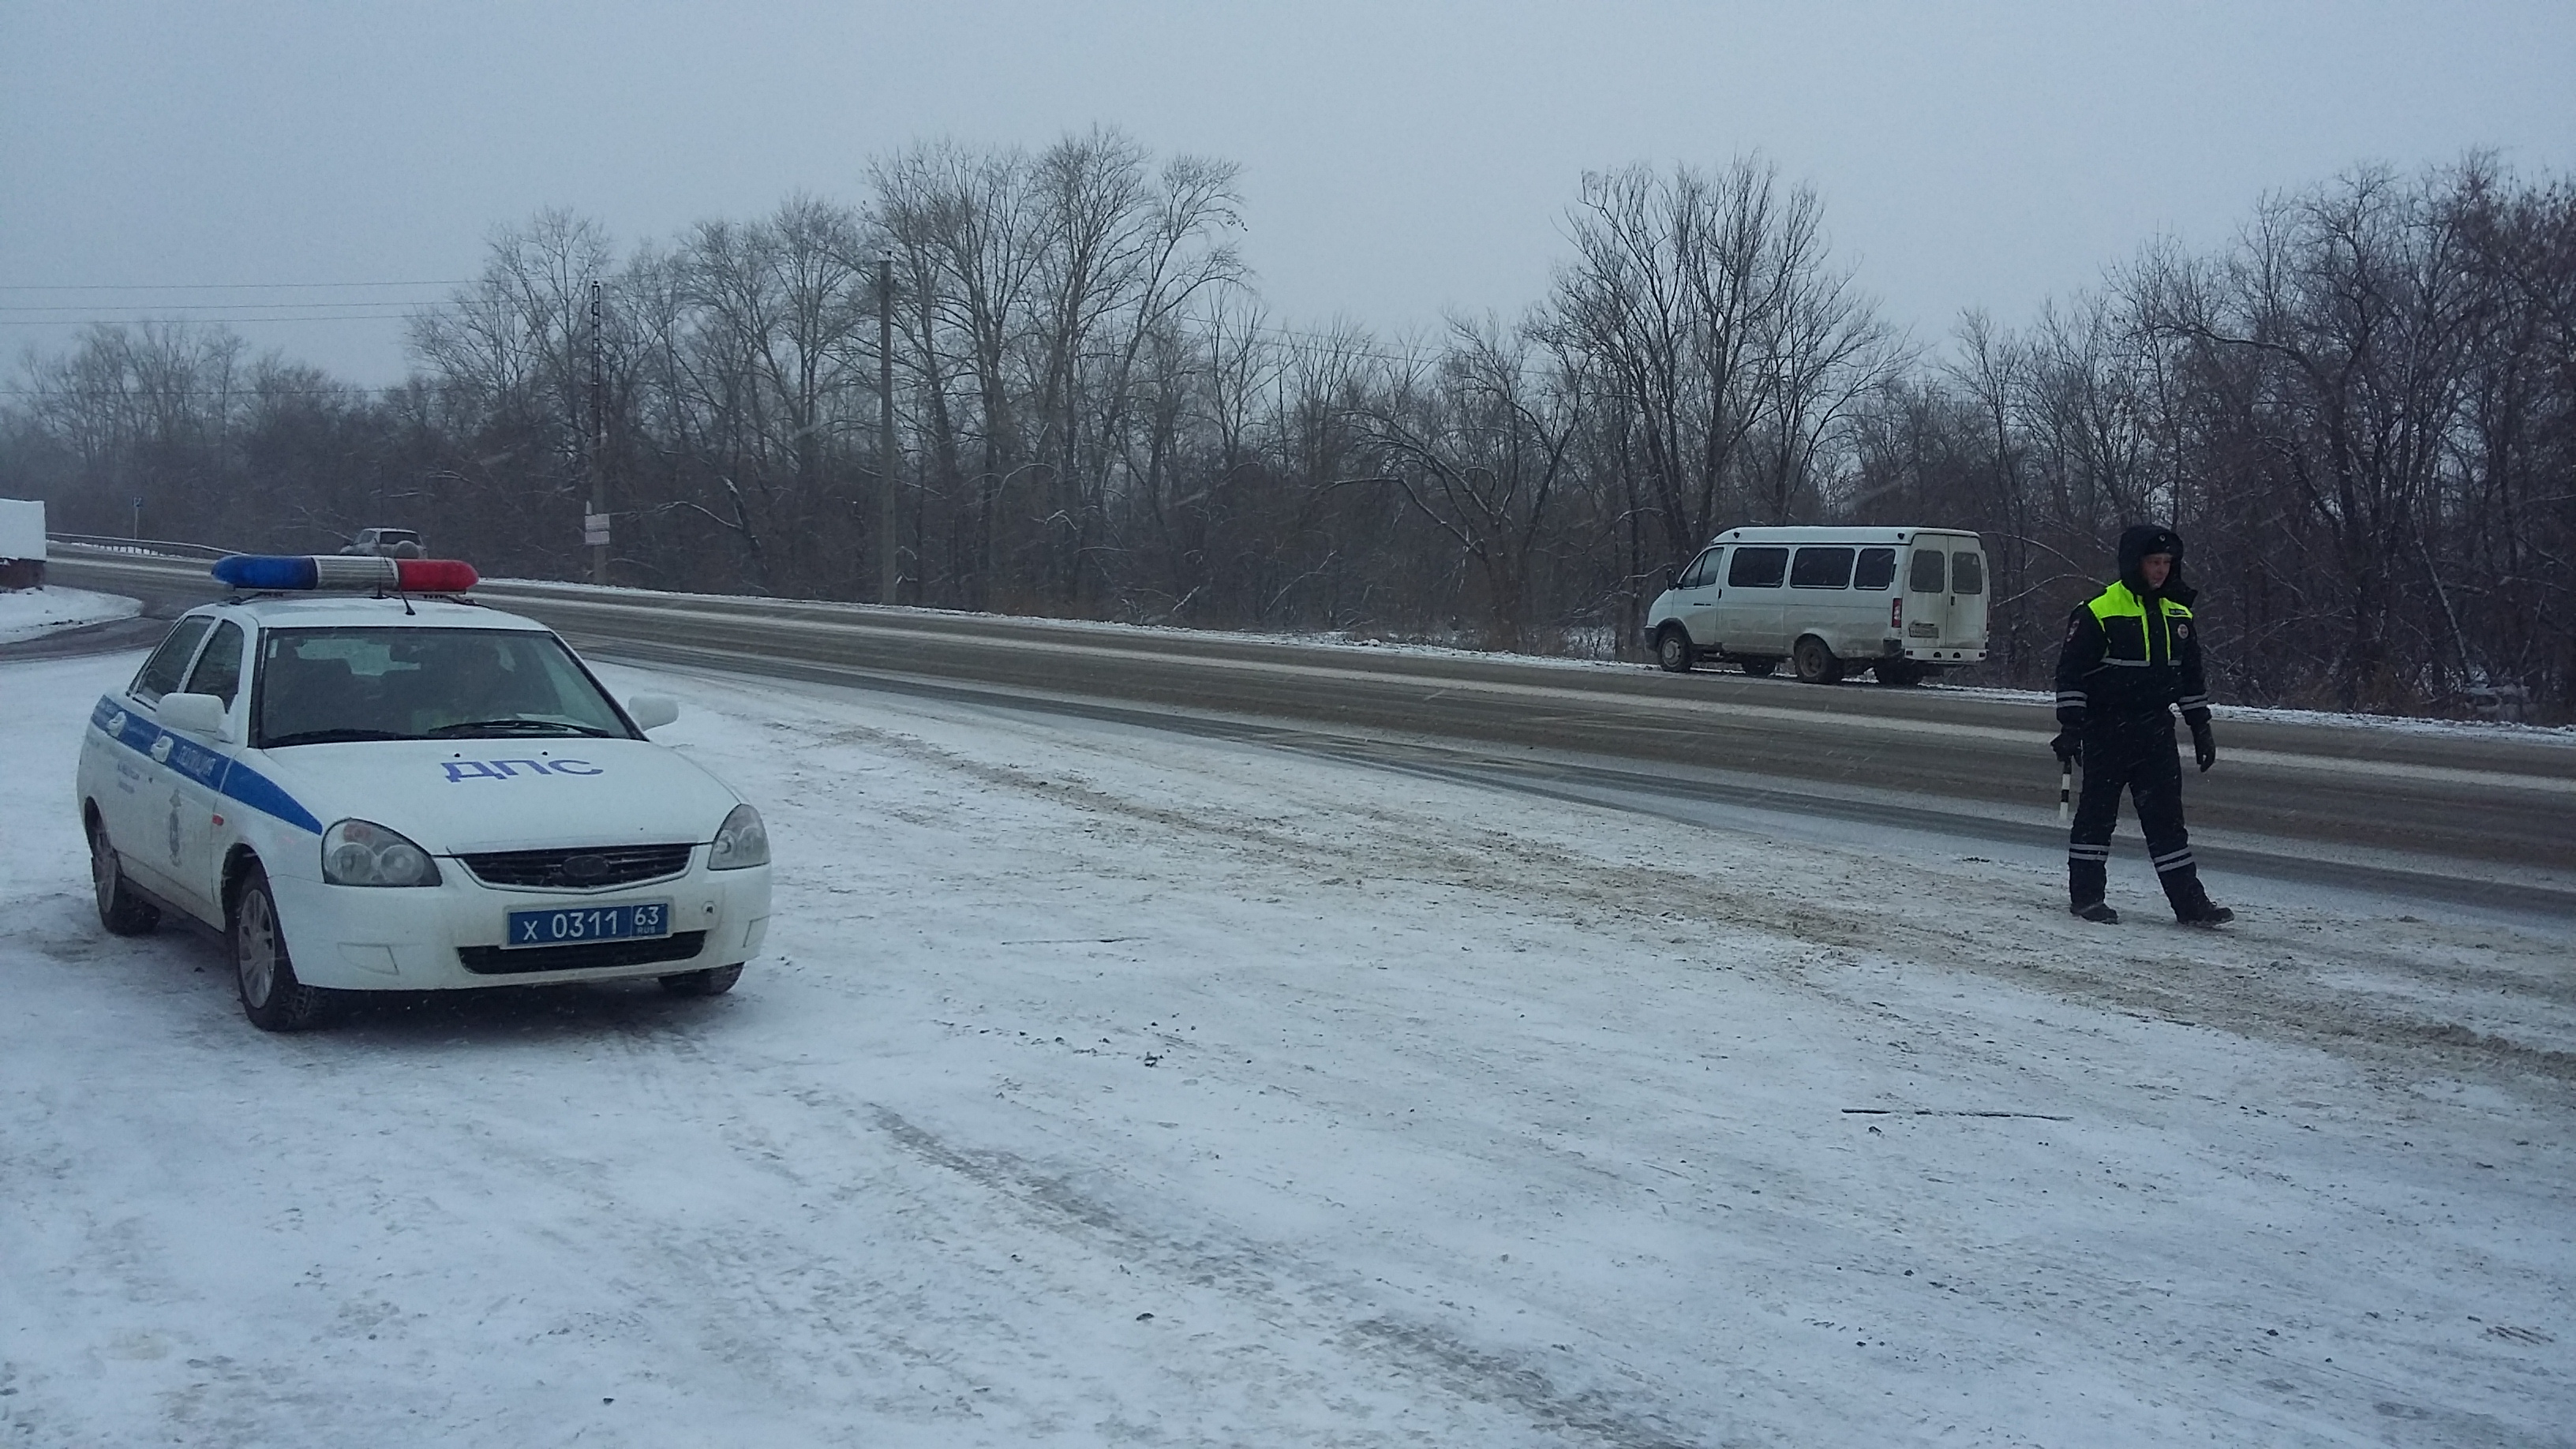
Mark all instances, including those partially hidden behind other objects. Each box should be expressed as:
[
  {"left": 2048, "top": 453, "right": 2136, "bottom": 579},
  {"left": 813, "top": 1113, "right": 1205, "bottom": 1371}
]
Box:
[{"left": 74, "top": 556, "right": 773, "bottom": 1031}]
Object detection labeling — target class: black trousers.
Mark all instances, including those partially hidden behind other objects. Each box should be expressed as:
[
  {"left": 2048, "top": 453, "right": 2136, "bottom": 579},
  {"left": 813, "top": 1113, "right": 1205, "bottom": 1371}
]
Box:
[{"left": 2067, "top": 711, "right": 2211, "bottom": 915}]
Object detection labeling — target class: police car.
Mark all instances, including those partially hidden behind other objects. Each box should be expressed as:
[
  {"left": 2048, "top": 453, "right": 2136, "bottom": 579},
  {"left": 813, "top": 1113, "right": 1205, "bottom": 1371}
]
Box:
[{"left": 73, "top": 554, "right": 773, "bottom": 1031}]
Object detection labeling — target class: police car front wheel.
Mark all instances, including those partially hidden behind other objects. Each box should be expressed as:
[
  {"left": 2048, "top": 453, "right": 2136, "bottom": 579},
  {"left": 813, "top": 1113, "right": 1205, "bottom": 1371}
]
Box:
[
  {"left": 88, "top": 818, "right": 161, "bottom": 937},
  {"left": 231, "top": 868, "right": 335, "bottom": 1032}
]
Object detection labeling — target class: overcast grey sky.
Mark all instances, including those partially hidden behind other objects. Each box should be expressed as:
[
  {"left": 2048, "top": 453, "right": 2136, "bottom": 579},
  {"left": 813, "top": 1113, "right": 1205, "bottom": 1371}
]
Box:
[{"left": 6, "top": 1, "right": 2571, "bottom": 387}]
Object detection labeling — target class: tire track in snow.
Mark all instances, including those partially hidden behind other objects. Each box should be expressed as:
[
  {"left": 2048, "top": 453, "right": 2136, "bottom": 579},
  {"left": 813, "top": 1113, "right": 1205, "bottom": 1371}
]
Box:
[{"left": 867, "top": 1106, "right": 1720, "bottom": 1449}]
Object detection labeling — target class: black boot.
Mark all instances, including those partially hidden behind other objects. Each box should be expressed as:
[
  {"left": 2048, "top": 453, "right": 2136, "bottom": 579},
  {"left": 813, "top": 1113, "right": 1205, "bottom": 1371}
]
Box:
[
  {"left": 2070, "top": 900, "right": 2120, "bottom": 923},
  {"left": 2166, "top": 871, "right": 2233, "bottom": 927}
]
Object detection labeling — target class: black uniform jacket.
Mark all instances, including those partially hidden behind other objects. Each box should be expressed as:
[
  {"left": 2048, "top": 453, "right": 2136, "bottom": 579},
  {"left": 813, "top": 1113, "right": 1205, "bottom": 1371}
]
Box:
[{"left": 2054, "top": 583, "right": 2212, "bottom": 732}]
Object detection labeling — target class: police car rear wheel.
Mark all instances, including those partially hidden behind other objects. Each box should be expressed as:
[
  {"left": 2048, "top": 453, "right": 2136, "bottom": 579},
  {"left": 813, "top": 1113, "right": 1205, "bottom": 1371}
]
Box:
[
  {"left": 231, "top": 870, "right": 333, "bottom": 1032},
  {"left": 658, "top": 964, "right": 743, "bottom": 997},
  {"left": 1654, "top": 627, "right": 1697, "bottom": 673},
  {"left": 88, "top": 821, "right": 161, "bottom": 936}
]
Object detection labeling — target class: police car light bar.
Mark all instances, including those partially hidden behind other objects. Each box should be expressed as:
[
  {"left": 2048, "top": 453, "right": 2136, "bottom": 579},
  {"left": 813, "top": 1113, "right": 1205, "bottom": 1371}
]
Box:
[{"left": 212, "top": 555, "right": 480, "bottom": 593}]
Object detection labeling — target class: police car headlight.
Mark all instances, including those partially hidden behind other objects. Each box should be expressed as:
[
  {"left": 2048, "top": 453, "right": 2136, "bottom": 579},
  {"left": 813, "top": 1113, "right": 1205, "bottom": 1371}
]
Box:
[
  {"left": 708, "top": 803, "right": 769, "bottom": 871},
  {"left": 321, "top": 819, "right": 444, "bottom": 888}
]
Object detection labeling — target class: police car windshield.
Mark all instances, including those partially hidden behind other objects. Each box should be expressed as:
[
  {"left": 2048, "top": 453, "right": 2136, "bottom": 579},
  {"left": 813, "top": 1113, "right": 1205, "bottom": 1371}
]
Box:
[{"left": 254, "top": 628, "right": 633, "bottom": 749}]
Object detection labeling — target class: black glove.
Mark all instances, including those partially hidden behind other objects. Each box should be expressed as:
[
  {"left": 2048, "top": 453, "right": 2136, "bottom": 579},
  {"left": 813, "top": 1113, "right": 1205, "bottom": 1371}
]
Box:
[
  {"left": 2190, "top": 719, "right": 2216, "bottom": 772},
  {"left": 2050, "top": 730, "right": 2080, "bottom": 764}
]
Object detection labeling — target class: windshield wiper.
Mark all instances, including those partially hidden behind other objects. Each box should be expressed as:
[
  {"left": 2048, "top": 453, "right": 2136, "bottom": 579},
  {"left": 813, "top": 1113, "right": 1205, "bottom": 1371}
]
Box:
[
  {"left": 261, "top": 728, "right": 417, "bottom": 747},
  {"left": 424, "top": 718, "right": 616, "bottom": 739}
]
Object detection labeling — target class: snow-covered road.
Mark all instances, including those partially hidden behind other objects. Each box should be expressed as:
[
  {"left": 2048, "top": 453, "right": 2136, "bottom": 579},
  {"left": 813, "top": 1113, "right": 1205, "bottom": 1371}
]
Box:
[
  {"left": 4, "top": 650, "right": 2570, "bottom": 1447},
  {"left": 0, "top": 586, "right": 140, "bottom": 645}
]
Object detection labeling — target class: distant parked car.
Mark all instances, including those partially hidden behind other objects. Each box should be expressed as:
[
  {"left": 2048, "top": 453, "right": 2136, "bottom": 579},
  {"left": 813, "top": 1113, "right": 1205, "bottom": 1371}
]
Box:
[{"left": 340, "top": 528, "right": 425, "bottom": 559}]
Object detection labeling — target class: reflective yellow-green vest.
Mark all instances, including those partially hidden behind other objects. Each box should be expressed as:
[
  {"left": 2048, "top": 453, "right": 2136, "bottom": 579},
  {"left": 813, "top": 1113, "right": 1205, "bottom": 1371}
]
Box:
[{"left": 2084, "top": 582, "right": 2192, "bottom": 668}]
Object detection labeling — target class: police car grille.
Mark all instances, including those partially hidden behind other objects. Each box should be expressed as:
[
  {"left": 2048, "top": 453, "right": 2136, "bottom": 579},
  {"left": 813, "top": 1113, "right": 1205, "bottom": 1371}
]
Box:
[
  {"left": 457, "top": 932, "right": 709, "bottom": 975},
  {"left": 459, "top": 844, "right": 695, "bottom": 889}
]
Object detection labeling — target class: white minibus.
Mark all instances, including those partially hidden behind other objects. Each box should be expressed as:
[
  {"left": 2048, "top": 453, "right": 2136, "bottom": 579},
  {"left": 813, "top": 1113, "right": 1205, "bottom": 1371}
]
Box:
[{"left": 1643, "top": 526, "right": 1990, "bottom": 683}]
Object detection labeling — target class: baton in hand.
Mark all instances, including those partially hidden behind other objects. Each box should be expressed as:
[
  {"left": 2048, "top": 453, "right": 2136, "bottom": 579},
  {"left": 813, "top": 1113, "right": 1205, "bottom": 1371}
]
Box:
[{"left": 2058, "top": 758, "right": 2072, "bottom": 824}]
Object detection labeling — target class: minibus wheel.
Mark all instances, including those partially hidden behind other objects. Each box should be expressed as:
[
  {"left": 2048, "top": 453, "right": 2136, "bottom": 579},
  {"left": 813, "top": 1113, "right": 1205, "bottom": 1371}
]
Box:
[
  {"left": 1793, "top": 635, "right": 1844, "bottom": 684},
  {"left": 1739, "top": 657, "right": 1778, "bottom": 677},
  {"left": 1654, "top": 626, "right": 1697, "bottom": 672}
]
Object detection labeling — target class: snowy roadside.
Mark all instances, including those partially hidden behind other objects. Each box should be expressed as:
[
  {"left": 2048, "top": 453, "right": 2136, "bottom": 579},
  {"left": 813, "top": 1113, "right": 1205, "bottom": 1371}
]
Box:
[
  {"left": 3, "top": 649, "right": 2570, "bottom": 1447},
  {"left": 0, "top": 586, "right": 140, "bottom": 643}
]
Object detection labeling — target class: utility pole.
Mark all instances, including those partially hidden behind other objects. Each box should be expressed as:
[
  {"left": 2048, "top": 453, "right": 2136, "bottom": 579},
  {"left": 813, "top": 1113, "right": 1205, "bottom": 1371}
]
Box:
[
  {"left": 586, "top": 279, "right": 610, "bottom": 585},
  {"left": 877, "top": 256, "right": 898, "bottom": 605}
]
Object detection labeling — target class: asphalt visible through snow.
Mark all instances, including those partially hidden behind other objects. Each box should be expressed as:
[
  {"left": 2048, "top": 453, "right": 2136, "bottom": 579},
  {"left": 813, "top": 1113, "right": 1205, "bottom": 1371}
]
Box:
[{"left": 45, "top": 548, "right": 2576, "bottom": 909}]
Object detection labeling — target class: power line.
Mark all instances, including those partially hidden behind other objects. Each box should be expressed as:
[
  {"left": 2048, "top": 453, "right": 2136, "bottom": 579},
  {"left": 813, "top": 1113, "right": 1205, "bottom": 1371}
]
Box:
[
  {"left": 0, "top": 301, "right": 437, "bottom": 314},
  {"left": 0, "top": 279, "right": 472, "bottom": 291},
  {"left": 0, "top": 313, "right": 425, "bottom": 327}
]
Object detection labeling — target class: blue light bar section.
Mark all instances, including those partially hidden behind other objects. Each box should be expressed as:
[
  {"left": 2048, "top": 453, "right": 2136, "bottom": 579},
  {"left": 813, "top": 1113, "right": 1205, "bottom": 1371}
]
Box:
[{"left": 212, "top": 556, "right": 320, "bottom": 590}]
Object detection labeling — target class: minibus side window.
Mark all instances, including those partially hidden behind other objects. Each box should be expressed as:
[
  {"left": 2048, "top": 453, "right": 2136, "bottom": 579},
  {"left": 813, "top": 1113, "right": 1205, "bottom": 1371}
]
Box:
[
  {"left": 1853, "top": 548, "right": 1897, "bottom": 591},
  {"left": 1727, "top": 546, "right": 1788, "bottom": 588},
  {"left": 1674, "top": 547, "right": 1721, "bottom": 590},
  {"left": 1951, "top": 551, "right": 1985, "bottom": 594},
  {"left": 1790, "top": 546, "right": 1855, "bottom": 589},
  {"left": 1909, "top": 548, "right": 1947, "bottom": 593}
]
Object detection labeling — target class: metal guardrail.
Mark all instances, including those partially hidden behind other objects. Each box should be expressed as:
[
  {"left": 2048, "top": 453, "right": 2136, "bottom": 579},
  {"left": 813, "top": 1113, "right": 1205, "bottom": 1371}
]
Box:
[{"left": 47, "top": 533, "right": 239, "bottom": 560}]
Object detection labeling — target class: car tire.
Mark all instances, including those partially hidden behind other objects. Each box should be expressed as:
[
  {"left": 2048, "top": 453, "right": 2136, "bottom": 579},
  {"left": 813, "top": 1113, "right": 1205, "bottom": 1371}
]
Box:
[
  {"left": 1739, "top": 657, "right": 1779, "bottom": 678},
  {"left": 1653, "top": 626, "right": 1697, "bottom": 673},
  {"left": 88, "top": 819, "right": 160, "bottom": 936},
  {"left": 1792, "top": 635, "right": 1844, "bottom": 685},
  {"left": 231, "top": 867, "right": 334, "bottom": 1032},
  {"left": 1874, "top": 660, "right": 1923, "bottom": 687},
  {"left": 659, "top": 964, "right": 743, "bottom": 998}
]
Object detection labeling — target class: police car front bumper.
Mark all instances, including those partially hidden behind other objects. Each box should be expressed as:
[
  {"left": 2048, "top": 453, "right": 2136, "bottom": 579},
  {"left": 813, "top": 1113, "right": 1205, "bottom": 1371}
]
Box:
[{"left": 271, "top": 856, "right": 773, "bottom": 990}]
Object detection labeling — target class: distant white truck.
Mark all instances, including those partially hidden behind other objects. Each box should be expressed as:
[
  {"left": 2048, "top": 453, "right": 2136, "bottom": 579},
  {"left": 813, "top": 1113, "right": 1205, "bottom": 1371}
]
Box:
[
  {"left": 1644, "top": 526, "right": 1990, "bottom": 684},
  {"left": 0, "top": 497, "right": 46, "bottom": 591}
]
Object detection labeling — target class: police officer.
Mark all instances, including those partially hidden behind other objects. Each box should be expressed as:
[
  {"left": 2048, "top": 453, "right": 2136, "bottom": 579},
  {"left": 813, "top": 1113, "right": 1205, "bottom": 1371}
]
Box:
[{"left": 2051, "top": 524, "right": 2233, "bottom": 927}]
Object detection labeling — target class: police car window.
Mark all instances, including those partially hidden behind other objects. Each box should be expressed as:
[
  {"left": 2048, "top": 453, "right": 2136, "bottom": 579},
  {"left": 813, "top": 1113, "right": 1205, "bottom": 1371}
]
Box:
[
  {"left": 1676, "top": 549, "right": 1720, "bottom": 590},
  {"left": 1853, "top": 548, "right": 1897, "bottom": 591},
  {"left": 182, "top": 620, "right": 246, "bottom": 710},
  {"left": 1789, "top": 547, "right": 1855, "bottom": 589},
  {"left": 131, "top": 616, "right": 215, "bottom": 705},
  {"left": 255, "top": 628, "right": 632, "bottom": 748},
  {"left": 1909, "top": 549, "right": 1947, "bottom": 593},
  {"left": 1727, "top": 547, "right": 1788, "bottom": 588},
  {"left": 1951, "top": 550, "right": 1985, "bottom": 595}
]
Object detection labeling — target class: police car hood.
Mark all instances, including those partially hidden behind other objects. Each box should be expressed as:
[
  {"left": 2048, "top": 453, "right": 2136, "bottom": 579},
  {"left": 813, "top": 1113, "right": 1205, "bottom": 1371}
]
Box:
[{"left": 254, "top": 738, "right": 742, "bottom": 854}]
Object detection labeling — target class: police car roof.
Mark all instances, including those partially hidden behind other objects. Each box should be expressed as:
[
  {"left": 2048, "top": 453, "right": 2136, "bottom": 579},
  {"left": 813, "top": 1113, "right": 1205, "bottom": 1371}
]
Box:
[{"left": 194, "top": 593, "right": 552, "bottom": 632}]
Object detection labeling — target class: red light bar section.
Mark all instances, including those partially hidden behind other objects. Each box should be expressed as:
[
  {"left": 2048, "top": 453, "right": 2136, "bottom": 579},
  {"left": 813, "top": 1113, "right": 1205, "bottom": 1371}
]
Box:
[{"left": 395, "top": 560, "right": 479, "bottom": 592}]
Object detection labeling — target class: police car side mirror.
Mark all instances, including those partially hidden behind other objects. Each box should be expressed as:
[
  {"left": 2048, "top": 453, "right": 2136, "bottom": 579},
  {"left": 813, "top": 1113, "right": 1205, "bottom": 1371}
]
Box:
[
  {"left": 627, "top": 694, "right": 679, "bottom": 732},
  {"left": 157, "top": 691, "right": 232, "bottom": 742}
]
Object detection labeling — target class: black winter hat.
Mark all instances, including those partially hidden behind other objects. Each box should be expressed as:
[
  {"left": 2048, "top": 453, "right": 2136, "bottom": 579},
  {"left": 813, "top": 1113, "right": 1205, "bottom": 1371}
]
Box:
[{"left": 2116, "top": 523, "right": 2191, "bottom": 601}]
